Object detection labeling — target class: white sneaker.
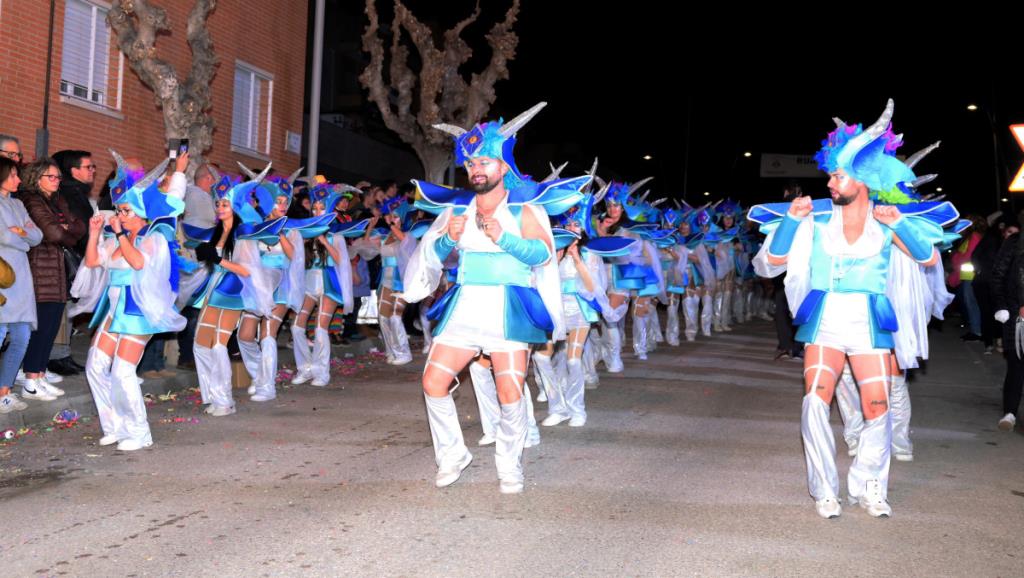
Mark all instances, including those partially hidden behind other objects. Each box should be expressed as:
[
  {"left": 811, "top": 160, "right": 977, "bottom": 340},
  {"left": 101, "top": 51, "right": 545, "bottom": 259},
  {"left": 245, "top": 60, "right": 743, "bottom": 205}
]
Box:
[
  {"left": 204, "top": 404, "right": 215, "bottom": 415},
  {"left": 250, "top": 393, "right": 276, "bottom": 402},
  {"left": 435, "top": 452, "right": 473, "bottom": 488},
  {"left": 541, "top": 413, "right": 570, "bottom": 427},
  {"left": 21, "top": 379, "right": 56, "bottom": 401},
  {"left": 246, "top": 385, "right": 256, "bottom": 395},
  {"left": 290, "top": 370, "right": 313, "bottom": 385},
  {"left": 209, "top": 405, "right": 236, "bottom": 417},
  {"left": 894, "top": 452, "right": 914, "bottom": 462},
  {"left": 388, "top": 354, "right": 412, "bottom": 366},
  {"left": 116, "top": 439, "right": 153, "bottom": 451},
  {"left": 44, "top": 370, "right": 63, "bottom": 384},
  {"left": 477, "top": 433, "right": 496, "bottom": 446},
  {"left": 36, "top": 380, "right": 64, "bottom": 397},
  {"left": 537, "top": 389, "right": 547, "bottom": 403},
  {"left": 636, "top": 352, "right": 648, "bottom": 361},
  {"left": 815, "top": 497, "right": 842, "bottom": 519},
  {"left": 847, "top": 439, "right": 859, "bottom": 457},
  {"left": 852, "top": 479, "right": 892, "bottom": 518},
  {"left": 998, "top": 413, "right": 1016, "bottom": 432},
  {"left": 99, "top": 434, "right": 119, "bottom": 446},
  {"left": 310, "top": 379, "right": 329, "bottom": 387},
  {"left": 0, "top": 394, "right": 27, "bottom": 413},
  {"left": 568, "top": 415, "right": 587, "bottom": 427}
]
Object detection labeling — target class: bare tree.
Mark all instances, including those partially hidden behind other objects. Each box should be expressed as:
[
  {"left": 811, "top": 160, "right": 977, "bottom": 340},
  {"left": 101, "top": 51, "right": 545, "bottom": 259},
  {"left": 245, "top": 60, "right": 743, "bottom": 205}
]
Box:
[
  {"left": 360, "top": 0, "right": 520, "bottom": 183},
  {"left": 107, "top": 0, "right": 218, "bottom": 174}
]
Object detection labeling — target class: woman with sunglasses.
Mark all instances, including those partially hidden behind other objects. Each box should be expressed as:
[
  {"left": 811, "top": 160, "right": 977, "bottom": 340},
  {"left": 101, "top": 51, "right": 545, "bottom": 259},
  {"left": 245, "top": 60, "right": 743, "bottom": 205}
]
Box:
[{"left": 17, "top": 159, "right": 86, "bottom": 399}]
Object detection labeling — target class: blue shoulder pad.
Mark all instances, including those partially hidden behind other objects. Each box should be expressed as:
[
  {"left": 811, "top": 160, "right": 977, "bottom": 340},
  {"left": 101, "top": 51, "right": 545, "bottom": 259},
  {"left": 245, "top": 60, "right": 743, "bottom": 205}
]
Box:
[
  {"left": 552, "top": 227, "right": 582, "bottom": 251},
  {"left": 236, "top": 216, "right": 287, "bottom": 242},
  {"left": 585, "top": 236, "right": 638, "bottom": 258},
  {"left": 330, "top": 218, "right": 370, "bottom": 238},
  {"left": 412, "top": 180, "right": 475, "bottom": 215},
  {"left": 508, "top": 175, "right": 591, "bottom": 216}
]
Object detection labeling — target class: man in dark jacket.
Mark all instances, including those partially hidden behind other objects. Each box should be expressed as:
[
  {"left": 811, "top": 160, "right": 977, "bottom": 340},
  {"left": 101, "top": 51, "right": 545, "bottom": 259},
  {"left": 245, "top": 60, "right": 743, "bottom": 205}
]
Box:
[
  {"left": 989, "top": 213, "right": 1024, "bottom": 432},
  {"left": 49, "top": 150, "right": 96, "bottom": 374}
]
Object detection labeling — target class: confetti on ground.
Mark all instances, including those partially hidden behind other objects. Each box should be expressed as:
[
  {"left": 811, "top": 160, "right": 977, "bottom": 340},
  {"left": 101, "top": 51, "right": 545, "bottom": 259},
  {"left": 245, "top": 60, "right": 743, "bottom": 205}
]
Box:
[{"left": 52, "top": 409, "right": 80, "bottom": 429}]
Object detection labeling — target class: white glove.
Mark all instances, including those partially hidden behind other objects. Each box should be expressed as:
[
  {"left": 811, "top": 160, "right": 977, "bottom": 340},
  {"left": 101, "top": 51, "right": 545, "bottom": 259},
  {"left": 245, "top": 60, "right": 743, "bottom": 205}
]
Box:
[{"left": 995, "top": 310, "right": 1010, "bottom": 323}]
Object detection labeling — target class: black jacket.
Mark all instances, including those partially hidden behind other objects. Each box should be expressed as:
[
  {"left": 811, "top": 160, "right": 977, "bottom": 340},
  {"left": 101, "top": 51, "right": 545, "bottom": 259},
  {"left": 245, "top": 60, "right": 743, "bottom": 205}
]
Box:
[
  {"left": 58, "top": 178, "right": 94, "bottom": 256},
  {"left": 990, "top": 233, "right": 1024, "bottom": 314}
]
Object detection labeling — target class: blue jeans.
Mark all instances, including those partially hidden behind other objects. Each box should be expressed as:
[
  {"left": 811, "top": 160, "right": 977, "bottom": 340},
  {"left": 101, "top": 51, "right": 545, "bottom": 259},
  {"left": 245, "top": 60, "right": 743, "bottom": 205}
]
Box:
[
  {"left": 0, "top": 322, "right": 31, "bottom": 390},
  {"left": 958, "top": 281, "right": 982, "bottom": 336}
]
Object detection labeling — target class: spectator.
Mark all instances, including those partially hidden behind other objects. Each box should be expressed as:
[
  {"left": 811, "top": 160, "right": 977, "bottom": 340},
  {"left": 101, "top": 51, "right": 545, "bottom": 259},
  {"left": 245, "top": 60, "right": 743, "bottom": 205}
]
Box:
[
  {"left": 16, "top": 159, "right": 86, "bottom": 396},
  {"left": 0, "top": 157, "right": 44, "bottom": 411}
]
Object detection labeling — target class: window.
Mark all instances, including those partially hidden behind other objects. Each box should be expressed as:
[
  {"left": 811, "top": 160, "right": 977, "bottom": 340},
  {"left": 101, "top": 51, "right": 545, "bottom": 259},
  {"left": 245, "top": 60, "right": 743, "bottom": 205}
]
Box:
[
  {"left": 60, "top": 0, "right": 123, "bottom": 110},
  {"left": 231, "top": 61, "right": 274, "bottom": 155}
]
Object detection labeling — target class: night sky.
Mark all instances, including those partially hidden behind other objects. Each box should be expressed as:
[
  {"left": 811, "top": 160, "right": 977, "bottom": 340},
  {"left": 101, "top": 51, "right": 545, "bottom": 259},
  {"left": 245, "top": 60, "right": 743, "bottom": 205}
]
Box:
[{"left": 327, "top": 1, "right": 1024, "bottom": 216}]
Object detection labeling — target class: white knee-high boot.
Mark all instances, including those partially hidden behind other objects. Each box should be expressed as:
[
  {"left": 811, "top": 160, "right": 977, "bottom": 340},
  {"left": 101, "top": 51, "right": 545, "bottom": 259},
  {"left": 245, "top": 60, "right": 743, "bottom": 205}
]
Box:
[{"left": 424, "top": 393, "right": 472, "bottom": 488}]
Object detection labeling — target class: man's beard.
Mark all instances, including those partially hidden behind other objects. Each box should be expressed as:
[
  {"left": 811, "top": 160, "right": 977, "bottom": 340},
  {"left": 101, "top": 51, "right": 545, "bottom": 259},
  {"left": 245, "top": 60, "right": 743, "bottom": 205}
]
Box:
[
  {"left": 832, "top": 191, "right": 855, "bottom": 206},
  {"left": 471, "top": 174, "right": 502, "bottom": 194}
]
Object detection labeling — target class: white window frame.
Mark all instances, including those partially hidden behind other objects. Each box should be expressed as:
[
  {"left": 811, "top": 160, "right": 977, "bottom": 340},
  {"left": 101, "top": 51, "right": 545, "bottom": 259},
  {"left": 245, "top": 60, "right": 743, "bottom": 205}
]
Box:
[
  {"left": 231, "top": 60, "right": 274, "bottom": 157},
  {"left": 59, "top": 0, "right": 124, "bottom": 115}
]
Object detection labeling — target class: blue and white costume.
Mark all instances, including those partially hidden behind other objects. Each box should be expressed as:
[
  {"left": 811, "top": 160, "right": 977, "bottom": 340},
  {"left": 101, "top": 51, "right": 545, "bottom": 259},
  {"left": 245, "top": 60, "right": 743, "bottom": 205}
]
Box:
[
  {"left": 751, "top": 99, "right": 959, "bottom": 518},
  {"left": 73, "top": 152, "right": 187, "bottom": 450}
]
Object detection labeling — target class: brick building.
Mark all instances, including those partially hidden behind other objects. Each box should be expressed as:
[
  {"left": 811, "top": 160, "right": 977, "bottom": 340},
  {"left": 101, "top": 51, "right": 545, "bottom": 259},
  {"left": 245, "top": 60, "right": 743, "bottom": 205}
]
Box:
[{"left": 0, "top": 0, "right": 308, "bottom": 191}]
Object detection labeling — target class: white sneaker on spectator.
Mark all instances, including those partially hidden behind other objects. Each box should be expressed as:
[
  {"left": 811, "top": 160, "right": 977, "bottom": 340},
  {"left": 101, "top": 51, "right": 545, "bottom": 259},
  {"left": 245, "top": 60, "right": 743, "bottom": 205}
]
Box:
[
  {"left": 0, "top": 394, "right": 27, "bottom": 413},
  {"left": 21, "top": 379, "right": 56, "bottom": 401},
  {"left": 14, "top": 369, "right": 61, "bottom": 385},
  {"left": 998, "top": 413, "right": 1016, "bottom": 432},
  {"left": 36, "top": 380, "right": 64, "bottom": 397}
]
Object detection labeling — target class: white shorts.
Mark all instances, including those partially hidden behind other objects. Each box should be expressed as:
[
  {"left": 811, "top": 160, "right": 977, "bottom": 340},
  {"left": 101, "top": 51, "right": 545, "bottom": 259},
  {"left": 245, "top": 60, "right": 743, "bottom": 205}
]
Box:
[{"left": 807, "top": 292, "right": 890, "bottom": 356}]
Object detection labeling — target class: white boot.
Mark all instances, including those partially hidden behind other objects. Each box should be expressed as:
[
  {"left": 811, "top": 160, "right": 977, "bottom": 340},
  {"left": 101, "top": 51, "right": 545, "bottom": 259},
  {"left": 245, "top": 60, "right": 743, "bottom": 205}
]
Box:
[
  {"left": 252, "top": 336, "right": 278, "bottom": 402},
  {"left": 848, "top": 411, "right": 893, "bottom": 518},
  {"left": 290, "top": 324, "right": 313, "bottom": 385},
  {"left": 564, "top": 357, "right": 587, "bottom": 427},
  {"left": 388, "top": 315, "right": 413, "bottom": 365},
  {"left": 665, "top": 296, "right": 681, "bottom": 346},
  {"left": 419, "top": 308, "right": 433, "bottom": 355},
  {"left": 469, "top": 362, "right": 500, "bottom": 446},
  {"left": 110, "top": 355, "right": 153, "bottom": 450},
  {"left": 207, "top": 344, "right": 235, "bottom": 416},
  {"left": 712, "top": 292, "right": 724, "bottom": 332},
  {"left": 193, "top": 343, "right": 216, "bottom": 407},
  {"left": 802, "top": 393, "right": 840, "bottom": 510},
  {"left": 311, "top": 327, "right": 331, "bottom": 387},
  {"left": 701, "top": 293, "right": 713, "bottom": 337},
  {"left": 647, "top": 307, "right": 662, "bottom": 351},
  {"left": 495, "top": 397, "right": 528, "bottom": 494},
  {"left": 424, "top": 393, "right": 472, "bottom": 488},
  {"left": 237, "top": 338, "right": 263, "bottom": 396},
  {"left": 683, "top": 294, "right": 699, "bottom": 341},
  {"left": 720, "top": 290, "right": 733, "bottom": 331},
  {"left": 377, "top": 313, "right": 396, "bottom": 363},
  {"left": 632, "top": 312, "right": 649, "bottom": 360},
  {"left": 582, "top": 336, "right": 600, "bottom": 389},
  {"left": 85, "top": 348, "right": 119, "bottom": 442},
  {"left": 522, "top": 380, "right": 541, "bottom": 448},
  {"left": 534, "top": 352, "right": 568, "bottom": 426},
  {"left": 731, "top": 286, "right": 744, "bottom": 324},
  {"left": 604, "top": 320, "right": 624, "bottom": 373},
  {"left": 890, "top": 372, "right": 913, "bottom": 461}
]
